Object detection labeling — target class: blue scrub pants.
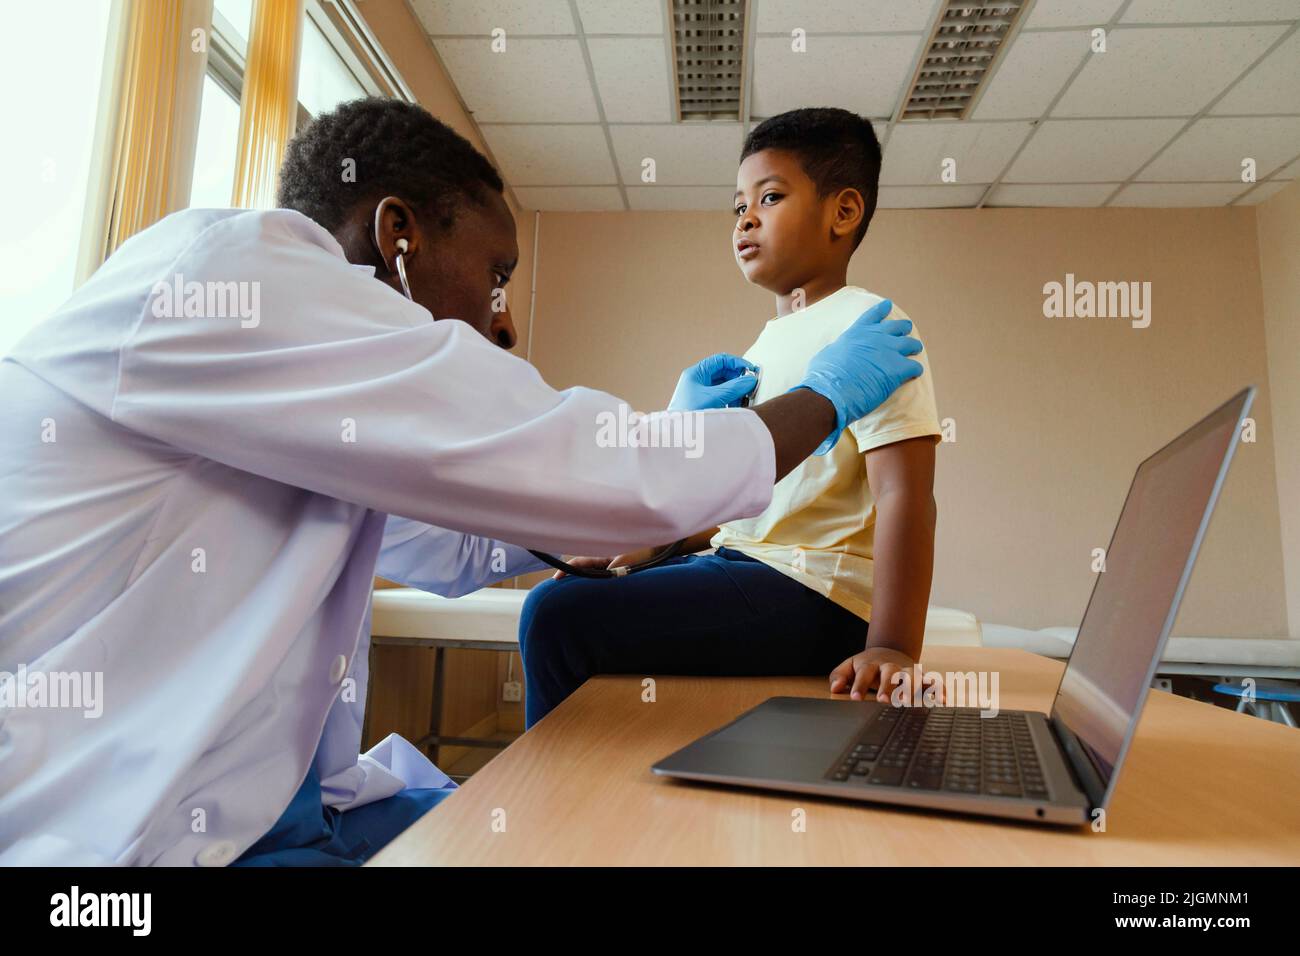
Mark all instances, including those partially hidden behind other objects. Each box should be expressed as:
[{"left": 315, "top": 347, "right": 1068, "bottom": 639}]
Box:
[
  {"left": 518, "top": 546, "right": 869, "bottom": 728},
  {"left": 232, "top": 765, "right": 453, "bottom": 866}
]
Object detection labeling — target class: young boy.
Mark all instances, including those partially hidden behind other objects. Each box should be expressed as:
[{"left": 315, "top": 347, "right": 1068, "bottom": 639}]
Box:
[{"left": 518, "top": 107, "right": 941, "bottom": 727}]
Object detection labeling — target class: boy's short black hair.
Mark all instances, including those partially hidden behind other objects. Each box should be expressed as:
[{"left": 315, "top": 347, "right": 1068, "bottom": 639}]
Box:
[
  {"left": 740, "top": 107, "right": 882, "bottom": 248},
  {"left": 277, "top": 97, "right": 504, "bottom": 234}
]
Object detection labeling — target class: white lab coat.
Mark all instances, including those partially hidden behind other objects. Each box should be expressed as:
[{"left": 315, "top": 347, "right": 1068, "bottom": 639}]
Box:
[{"left": 0, "top": 208, "right": 775, "bottom": 865}]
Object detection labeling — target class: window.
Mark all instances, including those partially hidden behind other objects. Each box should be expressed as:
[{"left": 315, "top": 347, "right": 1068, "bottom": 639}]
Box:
[
  {"left": 299, "top": 16, "right": 367, "bottom": 117},
  {"left": 187, "top": 0, "right": 373, "bottom": 210},
  {"left": 189, "top": 76, "right": 243, "bottom": 209},
  {"left": 187, "top": 0, "right": 250, "bottom": 209},
  {"left": 0, "top": 1, "right": 112, "bottom": 356},
  {"left": 216, "top": 0, "right": 253, "bottom": 46}
]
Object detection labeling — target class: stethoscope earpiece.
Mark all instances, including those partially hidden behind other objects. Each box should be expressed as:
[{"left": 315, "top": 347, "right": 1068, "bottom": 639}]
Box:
[
  {"left": 393, "top": 239, "right": 413, "bottom": 300},
  {"left": 373, "top": 202, "right": 415, "bottom": 301}
]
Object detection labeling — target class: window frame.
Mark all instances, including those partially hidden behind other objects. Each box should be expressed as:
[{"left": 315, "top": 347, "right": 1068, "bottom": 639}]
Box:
[{"left": 206, "top": 0, "right": 409, "bottom": 133}]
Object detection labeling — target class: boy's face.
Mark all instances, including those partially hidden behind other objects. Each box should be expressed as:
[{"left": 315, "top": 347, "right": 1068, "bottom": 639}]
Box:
[{"left": 732, "top": 148, "right": 837, "bottom": 294}]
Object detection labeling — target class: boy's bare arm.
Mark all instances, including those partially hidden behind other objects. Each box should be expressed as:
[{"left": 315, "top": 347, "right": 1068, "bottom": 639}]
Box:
[
  {"left": 863, "top": 435, "right": 938, "bottom": 659},
  {"left": 829, "top": 434, "right": 938, "bottom": 699}
]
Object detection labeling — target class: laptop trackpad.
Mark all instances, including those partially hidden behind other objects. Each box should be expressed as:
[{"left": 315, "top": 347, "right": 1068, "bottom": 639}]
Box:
[
  {"left": 714, "top": 710, "right": 858, "bottom": 752},
  {"left": 663, "top": 704, "right": 864, "bottom": 782},
  {"left": 655, "top": 702, "right": 868, "bottom": 785},
  {"left": 670, "top": 738, "right": 835, "bottom": 782}
]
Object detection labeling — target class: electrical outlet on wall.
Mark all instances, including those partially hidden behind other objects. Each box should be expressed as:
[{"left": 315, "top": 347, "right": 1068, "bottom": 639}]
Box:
[{"left": 502, "top": 680, "right": 522, "bottom": 703}]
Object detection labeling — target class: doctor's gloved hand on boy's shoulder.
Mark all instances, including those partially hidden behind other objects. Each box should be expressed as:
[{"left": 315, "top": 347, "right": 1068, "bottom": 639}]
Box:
[
  {"left": 792, "top": 299, "right": 924, "bottom": 455},
  {"left": 667, "top": 299, "right": 923, "bottom": 432},
  {"left": 668, "top": 352, "right": 760, "bottom": 411}
]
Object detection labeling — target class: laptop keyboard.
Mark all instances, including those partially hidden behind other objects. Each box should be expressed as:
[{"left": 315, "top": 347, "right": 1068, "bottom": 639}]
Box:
[{"left": 827, "top": 707, "right": 1049, "bottom": 800}]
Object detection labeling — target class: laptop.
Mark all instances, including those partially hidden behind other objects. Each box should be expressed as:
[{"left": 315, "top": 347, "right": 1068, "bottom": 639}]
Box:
[{"left": 652, "top": 387, "right": 1256, "bottom": 825}]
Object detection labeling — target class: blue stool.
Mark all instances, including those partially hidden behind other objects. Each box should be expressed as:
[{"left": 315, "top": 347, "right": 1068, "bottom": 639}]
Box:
[{"left": 1213, "top": 679, "right": 1299, "bottom": 728}]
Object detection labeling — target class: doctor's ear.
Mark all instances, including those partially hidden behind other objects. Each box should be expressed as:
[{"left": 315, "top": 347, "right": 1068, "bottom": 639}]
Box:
[{"left": 370, "top": 195, "right": 420, "bottom": 273}]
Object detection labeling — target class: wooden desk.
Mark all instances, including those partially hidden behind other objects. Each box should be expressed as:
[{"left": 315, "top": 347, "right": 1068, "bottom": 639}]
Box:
[{"left": 369, "top": 648, "right": 1300, "bottom": 866}]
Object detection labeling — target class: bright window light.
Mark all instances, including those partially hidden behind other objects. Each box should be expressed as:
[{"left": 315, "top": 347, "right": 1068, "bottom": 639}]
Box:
[
  {"left": 189, "top": 75, "right": 242, "bottom": 209},
  {"left": 215, "top": 0, "right": 252, "bottom": 48},
  {"left": 298, "top": 17, "right": 366, "bottom": 117},
  {"left": 0, "top": 1, "right": 112, "bottom": 356}
]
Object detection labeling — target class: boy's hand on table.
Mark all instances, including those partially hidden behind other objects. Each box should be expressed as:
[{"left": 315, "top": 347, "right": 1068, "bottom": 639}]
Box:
[{"left": 829, "top": 646, "right": 945, "bottom": 704}]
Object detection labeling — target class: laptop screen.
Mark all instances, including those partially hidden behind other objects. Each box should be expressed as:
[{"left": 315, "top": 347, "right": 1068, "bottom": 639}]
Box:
[{"left": 1050, "top": 389, "right": 1251, "bottom": 796}]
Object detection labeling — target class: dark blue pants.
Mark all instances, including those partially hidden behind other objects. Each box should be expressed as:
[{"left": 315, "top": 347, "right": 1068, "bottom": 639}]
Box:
[
  {"left": 232, "top": 765, "right": 453, "bottom": 866},
  {"left": 518, "top": 547, "right": 868, "bottom": 728}
]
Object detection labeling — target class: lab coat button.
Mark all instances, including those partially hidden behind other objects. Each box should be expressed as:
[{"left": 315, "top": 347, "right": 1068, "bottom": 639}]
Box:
[
  {"left": 330, "top": 654, "right": 348, "bottom": 684},
  {"left": 196, "top": 840, "right": 238, "bottom": 867}
]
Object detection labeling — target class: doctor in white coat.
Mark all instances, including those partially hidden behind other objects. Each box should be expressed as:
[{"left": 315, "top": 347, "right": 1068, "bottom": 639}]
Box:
[{"left": 0, "top": 98, "right": 925, "bottom": 865}]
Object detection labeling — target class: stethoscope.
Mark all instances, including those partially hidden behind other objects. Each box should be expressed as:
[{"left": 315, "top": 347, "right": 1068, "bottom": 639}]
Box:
[{"left": 386, "top": 230, "right": 688, "bottom": 579}]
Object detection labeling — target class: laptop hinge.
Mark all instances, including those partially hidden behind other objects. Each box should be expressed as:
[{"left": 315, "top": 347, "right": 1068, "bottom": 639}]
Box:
[{"left": 1046, "top": 714, "right": 1109, "bottom": 813}]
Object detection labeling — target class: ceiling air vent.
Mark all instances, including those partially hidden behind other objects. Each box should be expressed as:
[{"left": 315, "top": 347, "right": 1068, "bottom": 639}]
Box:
[
  {"left": 671, "top": 0, "right": 747, "bottom": 121},
  {"left": 901, "top": 0, "right": 1026, "bottom": 120}
]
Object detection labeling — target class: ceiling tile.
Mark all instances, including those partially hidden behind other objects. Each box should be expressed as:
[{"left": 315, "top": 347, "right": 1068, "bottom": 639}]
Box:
[
  {"left": 1235, "top": 180, "right": 1296, "bottom": 203},
  {"left": 986, "top": 183, "right": 1118, "bottom": 206},
  {"left": 877, "top": 185, "right": 988, "bottom": 208},
  {"left": 513, "top": 186, "right": 624, "bottom": 210},
  {"left": 626, "top": 186, "right": 738, "bottom": 210},
  {"left": 588, "top": 38, "right": 673, "bottom": 122},
  {"left": 1005, "top": 118, "right": 1185, "bottom": 181},
  {"left": 574, "top": 0, "right": 664, "bottom": 34},
  {"left": 1109, "top": 182, "right": 1249, "bottom": 205},
  {"left": 480, "top": 125, "right": 617, "bottom": 185},
  {"left": 881, "top": 121, "right": 1032, "bottom": 185},
  {"left": 751, "top": 35, "right": 922, "bottom": 118},
  {"left": 1053, "top": 26, "right": 1287, "bottom": 117},
  {"left": 609, "top": 124, "right": 743, "bottom": 185},
  {"left": 1137, "top": 116, "right": 1300, "bottom": 181},
  {"left": 756, "top": 0, "right": 939, "bottom": 33},
  {"left": 434, "top": 38, "right": 599, "bottom": 122},
  {"left": 1023, "top": 0, "right": 1126, "bottom": 29},
  {"left": 411, "top": 0, "right": 575, "bottom": 35},
  {"left": 972, "top": 31, "right": 1091, "bottom": 118},
  {"left": 1211, "top": 30, "right": 1300, "bottom": 115},
  {"left": 418, "top": 0, "right": 1300, "bottom": 211},
  {"left": 1121, "top": 0, "right": 1300, "bottom": 23}
]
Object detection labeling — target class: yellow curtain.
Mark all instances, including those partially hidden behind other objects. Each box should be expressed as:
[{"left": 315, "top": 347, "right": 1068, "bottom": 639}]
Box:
[
  {"left": 231, "top": 0, "right": 305, "bottom": 209},
  {"left": 78, "top": 0, "right": 211, "bottom": 278}
]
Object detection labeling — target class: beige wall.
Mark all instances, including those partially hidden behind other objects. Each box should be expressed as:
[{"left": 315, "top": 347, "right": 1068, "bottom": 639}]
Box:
[
  {"left": 1258, "top": 179, "right": 1300, "bottom": 639},
  {"left": 358, "top": 0, "right": 1290, "bottom": 640},
  {"left": 528, "top": 207, "right": 1289, "bottom": 637}
]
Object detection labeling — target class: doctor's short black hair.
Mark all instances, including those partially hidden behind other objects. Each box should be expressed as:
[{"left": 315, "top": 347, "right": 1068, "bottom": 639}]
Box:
[
  {"left": 740, "top": 107, "right": 881, "bottom": 248},
  {"left": 277, "top": 97, "right": 504, "bottom": 233}
]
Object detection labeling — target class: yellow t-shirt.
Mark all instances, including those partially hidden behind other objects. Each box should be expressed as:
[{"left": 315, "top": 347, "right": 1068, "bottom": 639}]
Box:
[{"left": 711, "top": 286, "right": 941, "bottom": 621}]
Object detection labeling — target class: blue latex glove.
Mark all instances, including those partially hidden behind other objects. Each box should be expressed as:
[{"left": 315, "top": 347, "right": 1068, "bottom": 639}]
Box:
[
  {"left": 668, "top": 353, "right": 759, "bottom": 411},
  {"left": 792, "top": 298, "right": 924, "bottom": 454}
]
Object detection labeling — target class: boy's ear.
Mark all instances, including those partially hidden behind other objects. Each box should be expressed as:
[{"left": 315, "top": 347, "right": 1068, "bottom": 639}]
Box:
[{"left": 829, "top": 187, "right": 865, "bottom": 241}]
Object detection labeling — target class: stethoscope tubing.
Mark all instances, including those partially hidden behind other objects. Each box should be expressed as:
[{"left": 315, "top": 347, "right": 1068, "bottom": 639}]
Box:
[
  {"left": 388, "top": 236, "right": 688, "bottom": 581},
  {"left": 528, "top": 539, "right": 687, "bottom": 578}
]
